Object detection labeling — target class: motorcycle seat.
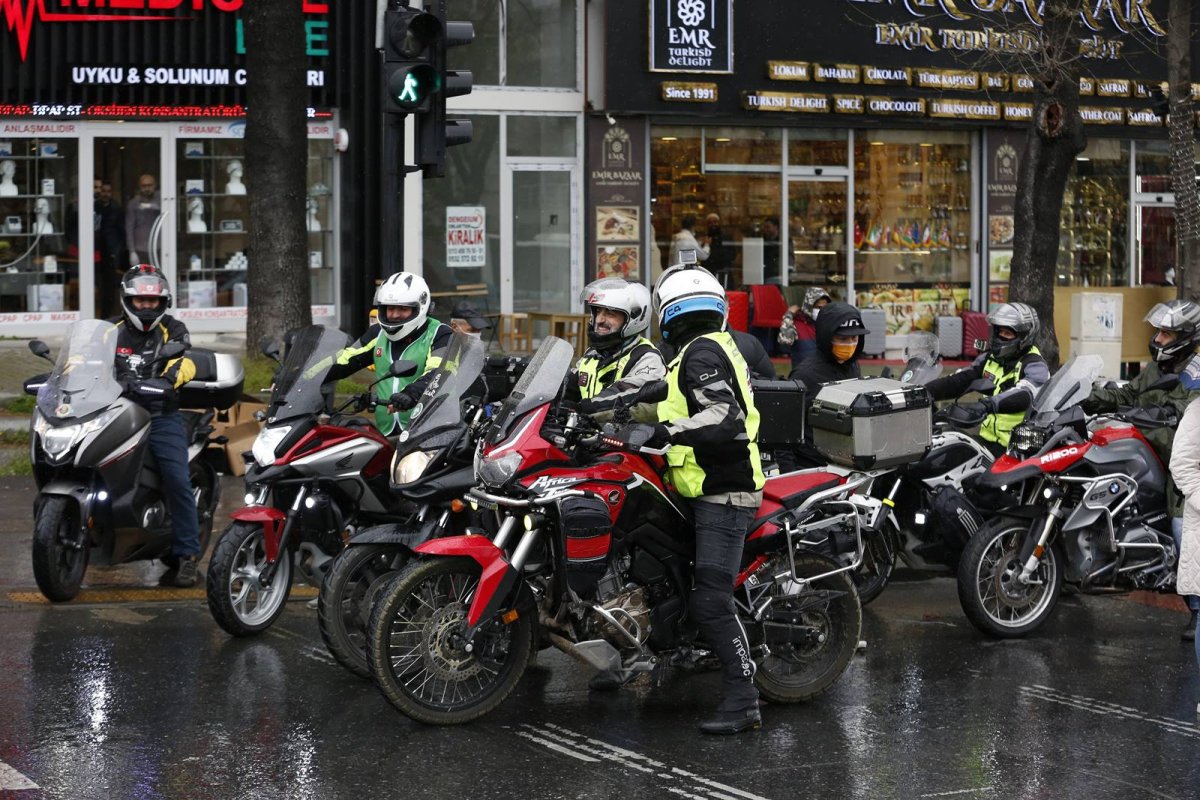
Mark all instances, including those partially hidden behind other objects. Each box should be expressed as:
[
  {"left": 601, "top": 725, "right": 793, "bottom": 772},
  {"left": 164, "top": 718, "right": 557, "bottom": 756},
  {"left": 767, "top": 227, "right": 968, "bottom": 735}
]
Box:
[{"left": 762, "top": 473, "right": 843, "bottom": 511}]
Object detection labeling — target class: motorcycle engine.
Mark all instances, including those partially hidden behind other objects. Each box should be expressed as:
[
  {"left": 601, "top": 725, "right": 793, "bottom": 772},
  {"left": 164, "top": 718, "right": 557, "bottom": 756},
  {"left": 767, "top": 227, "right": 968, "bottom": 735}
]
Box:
[
  {"left": 592, "top": 587, "right": 652, "bottom": 646},
  {"left": 1116, "top": 522, "right": 1172, "bottom": 584}
]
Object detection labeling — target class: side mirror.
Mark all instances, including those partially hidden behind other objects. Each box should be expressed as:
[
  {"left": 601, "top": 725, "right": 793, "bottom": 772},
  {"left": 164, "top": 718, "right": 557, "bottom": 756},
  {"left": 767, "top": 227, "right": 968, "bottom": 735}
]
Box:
[
  {"left": 260, "top": 337, "right": 281, "bottom": 362},
  {"left": 390, "top": 359, "right": 420, "bottom": 379},
  {"left": 23, "top": 374, "right": 49, "bottom": 396},
  {"left": 636, "top": 380, "right": 670, "bottom": 404},
  {"left": 28, "top": 340, "right": 52, "bottom": 362}
]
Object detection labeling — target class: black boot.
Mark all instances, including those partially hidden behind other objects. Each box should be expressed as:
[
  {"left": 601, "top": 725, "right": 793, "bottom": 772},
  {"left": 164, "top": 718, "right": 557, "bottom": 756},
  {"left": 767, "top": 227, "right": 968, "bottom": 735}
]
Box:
[
  {"left": 1183, "top": 610, "right": 1198, "bottom": 642},
  {"left": 699, "top": 706, "right": 761, "bottom": 735}
]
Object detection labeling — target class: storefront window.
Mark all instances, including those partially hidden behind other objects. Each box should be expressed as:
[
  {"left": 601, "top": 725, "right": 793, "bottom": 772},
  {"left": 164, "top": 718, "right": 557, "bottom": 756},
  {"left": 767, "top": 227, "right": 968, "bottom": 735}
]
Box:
[
  {"left": 507, "top": 116, "right": 575, "bottom": 158},
  {"left": 176, "top": 138, "right": 248, "bottom": 310},
  {"left": 788, "top": 129, "right": 849, "bottom": 167},
  {"left": 1059, "top": 139, "right": 1129, "bottom": 287},
  {"left": 1135, "top": 139, "right": 1170, "bottom": 193},
  {"left": 453, "top": 0, "right": 575, "bottom": 89},
  {"left": 705, "top": 127, "right": 782, "bottom": 166},
  {"left": 452, "top": 0, "right": 501, "bottom": 86},
  {"left": 853, "top": 131, "right": 971, "bottom": 334},
  {"left": 0, "top": 138, "right": 78, "bottom": 314}
]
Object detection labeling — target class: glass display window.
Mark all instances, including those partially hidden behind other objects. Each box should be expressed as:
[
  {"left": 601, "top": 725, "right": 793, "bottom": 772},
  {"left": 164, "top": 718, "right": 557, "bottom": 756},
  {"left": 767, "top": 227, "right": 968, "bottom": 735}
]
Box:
[
  {"left": 704, "top": 127, "right": 782, "bottom": 167},
  {"left": 787, "top": 129, "right": 849, "bottom": 167},
  {"left": 0, "top": 138, "right": 77, "bottom": 314},
  {"left": 1058, "top": 138, "right": 1129, "bottom": 287}
]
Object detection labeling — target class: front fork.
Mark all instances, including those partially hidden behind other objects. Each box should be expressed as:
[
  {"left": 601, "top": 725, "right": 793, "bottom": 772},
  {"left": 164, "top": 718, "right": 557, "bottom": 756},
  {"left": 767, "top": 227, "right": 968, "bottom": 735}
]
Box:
[
  {"left": 261, "top": 484, "right": 308, "bottom": 587},
  {"left": 1017, "top": 494, "right": 1065, "bottom": 584}
]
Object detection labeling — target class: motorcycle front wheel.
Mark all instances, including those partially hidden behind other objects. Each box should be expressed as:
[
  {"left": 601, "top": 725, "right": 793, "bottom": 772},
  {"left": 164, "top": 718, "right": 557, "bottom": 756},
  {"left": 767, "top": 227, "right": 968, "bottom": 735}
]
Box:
[
  {"left": 853, "top": 525, "right": 896, "bottom": 606},
  {"left": 753, "top": 554, "right": 862, "bottom": 704},
  {"left": 318, "top": 544, "right": 410, "bottom": 679},
  {"left": 367, "top": 557, "right": 533, "bottom": 725},
  {"left": 956, "top": 517, "right": 1063, "bottom": 638},
  {"left": 206, "top": 521, "right": 294, "bottom": 636},
  {"left": 32, "top": 496, "right": 89, "bottom": 602},
  {"left": 189, "top": 461, "right": 220, "bottom": 558}
]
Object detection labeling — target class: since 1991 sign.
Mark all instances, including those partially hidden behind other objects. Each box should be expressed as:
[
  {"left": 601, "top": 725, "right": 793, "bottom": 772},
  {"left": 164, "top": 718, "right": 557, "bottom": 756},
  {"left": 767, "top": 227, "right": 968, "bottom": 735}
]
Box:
[{"left": 649, "top": 0, "right": 733, "bottom": 74}]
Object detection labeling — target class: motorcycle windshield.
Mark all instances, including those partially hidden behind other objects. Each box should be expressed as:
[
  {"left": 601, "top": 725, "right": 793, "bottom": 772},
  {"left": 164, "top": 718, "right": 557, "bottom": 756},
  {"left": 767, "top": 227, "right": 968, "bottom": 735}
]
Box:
[
  {"left": 485, "top": 336, "right": 575, "bottom": 445},
  {"left": 1029, "top": 354, "right": 1104, "bottom": 421},
  {"left": 36, "top": 319, "right": 122, "bottom": 421},
  {"left": 269, "top": 325, "right": 354, "bottom": 422},
  {"left": 901, "top": 331, "right": 943, "bottom": 385},
  {"left": 397, "top": 332, "right": 487, "bottom": 454}
]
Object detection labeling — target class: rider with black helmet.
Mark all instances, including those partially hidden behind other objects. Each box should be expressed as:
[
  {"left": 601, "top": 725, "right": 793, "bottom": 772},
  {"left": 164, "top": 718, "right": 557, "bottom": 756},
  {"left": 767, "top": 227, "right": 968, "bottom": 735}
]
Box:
[
  {"left": 111, "top": 265, "right": 202, "bottom": 587},
  {"left": 925, "top": 302, "right": 1050, "bottom": 457}
]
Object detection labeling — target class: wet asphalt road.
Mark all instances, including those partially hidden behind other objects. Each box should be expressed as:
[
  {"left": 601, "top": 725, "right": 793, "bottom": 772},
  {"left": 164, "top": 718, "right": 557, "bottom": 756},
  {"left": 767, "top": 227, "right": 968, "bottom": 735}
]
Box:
[{"left": 0, "top": 477, "right": 1198, "bottom": 800}]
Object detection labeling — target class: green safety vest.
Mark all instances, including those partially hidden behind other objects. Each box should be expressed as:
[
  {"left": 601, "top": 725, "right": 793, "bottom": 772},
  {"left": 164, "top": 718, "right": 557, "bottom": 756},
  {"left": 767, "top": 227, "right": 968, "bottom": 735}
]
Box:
[
  {"left": 576, "top": 337, "right": 655, "bottom": 400},
  {"left": 979, "top": 345, "right": 1040, "bottom": 448},
  {"left": 657, "top": 332, "right": 765, "bottom": 498},
  {"left": 370, "top": 322, "right": 445, "bottom": 435}
]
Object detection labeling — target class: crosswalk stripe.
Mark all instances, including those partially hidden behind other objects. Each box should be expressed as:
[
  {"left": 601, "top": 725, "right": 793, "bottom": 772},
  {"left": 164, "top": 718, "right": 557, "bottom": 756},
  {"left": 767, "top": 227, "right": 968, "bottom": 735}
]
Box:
[{"left": 0, "top": 761, "right": 38, "bottom": 790}]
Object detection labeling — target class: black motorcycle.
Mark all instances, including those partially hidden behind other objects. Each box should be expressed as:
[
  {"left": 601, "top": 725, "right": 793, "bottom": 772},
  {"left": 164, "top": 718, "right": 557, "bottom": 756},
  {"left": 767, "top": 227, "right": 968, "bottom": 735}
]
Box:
[{"left": 24, "top": 319, "right": 239, "bottom": 601}]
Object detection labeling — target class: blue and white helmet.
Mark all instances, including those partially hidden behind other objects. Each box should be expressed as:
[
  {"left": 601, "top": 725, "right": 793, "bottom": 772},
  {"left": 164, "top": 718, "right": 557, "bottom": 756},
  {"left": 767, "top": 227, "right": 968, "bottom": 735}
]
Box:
[{"left": 652, "top": 261, "right": 726, "bottom": 339}]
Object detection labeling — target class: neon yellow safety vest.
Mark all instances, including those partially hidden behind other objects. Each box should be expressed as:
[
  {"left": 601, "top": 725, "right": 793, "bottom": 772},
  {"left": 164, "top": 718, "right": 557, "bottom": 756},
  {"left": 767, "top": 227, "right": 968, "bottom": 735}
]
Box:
[
  {"left": 657, "top": 332, "right": 765, "bottom": 498},
  {"left": 979, "top": 345, "right": 1040, "bottom": 448},
  {"left": 369, "top": 322, "right": 445, "bottom": 435},
  {"left": 575, "top": 337, "right": 655, "bottom": 400}
]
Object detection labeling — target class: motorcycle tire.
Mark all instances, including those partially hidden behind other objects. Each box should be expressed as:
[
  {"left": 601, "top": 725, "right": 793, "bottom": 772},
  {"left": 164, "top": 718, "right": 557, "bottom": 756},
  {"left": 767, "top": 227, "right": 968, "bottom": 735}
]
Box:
[
  {"left": 753, "top": 554, "right": 862, "bottom": 704},
  {"left": 956, "top": 517, "right": 1063, "bottom": 638},
  {"left": 854, "top": 525, "right": 897, "bottom": 606},
  {"left": 189, "top": 461, "right": 220, "bottom": 558},
  {"left": 32, "top": 496, "right": 89, "bottom": 602},
  {"left": 318, "top": 544, "right": 410, "bottom": 679},
  {"left": 206, "top": 520, "right": 294, "bottom": 637},
  {"left": 367, "top": 557, "right": 534, "bottom": 725}
]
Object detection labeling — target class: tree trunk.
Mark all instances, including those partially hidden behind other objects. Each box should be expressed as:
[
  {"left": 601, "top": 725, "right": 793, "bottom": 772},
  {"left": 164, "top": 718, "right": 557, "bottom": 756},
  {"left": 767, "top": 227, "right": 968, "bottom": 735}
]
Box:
[
  {"left": 1007, "top": 5, "right": 1087, "bottom": 369},
  {"left": 1170, "top": 0, "right": 1200, "bottom": 303},
  {"left": 243, "top": 0, "right": 311, "bottom": 355}
]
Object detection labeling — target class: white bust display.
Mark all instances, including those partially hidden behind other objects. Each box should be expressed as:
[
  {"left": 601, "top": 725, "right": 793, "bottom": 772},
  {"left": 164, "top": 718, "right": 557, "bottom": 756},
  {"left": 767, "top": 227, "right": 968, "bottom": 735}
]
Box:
[
  {"left": 186, "top": 196, "right": 207, "bottom": 233},
  {"left": 0, "top": 160, "right": 16, "bottom": 197},
  {"left": 225, "top": 160, "right": 246, "bottom": 195},
  {"left": 32, "top": 197, "right": 53, "bottom": 235},
  {"left": 306, "top": 196, "right": 321, "bottom": 232}
]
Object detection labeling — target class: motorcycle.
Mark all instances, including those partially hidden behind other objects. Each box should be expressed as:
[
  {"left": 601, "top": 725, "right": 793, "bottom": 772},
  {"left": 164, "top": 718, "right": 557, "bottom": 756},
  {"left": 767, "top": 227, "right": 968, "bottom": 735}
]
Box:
[
  {"left": 206, "top": 324, "right": 415, "bottom": 636},
  {"left": 24, "top": 319, "right": 234, "bottom": 601},
  {"left": 365, "top": 336, "right": 865, "bottom": 725},
  {"left": 317, "top": 334, "right": 525, "bottom": 678},
  {"left": 956, "top": 354, "right": 1180, "bottom": 638}
]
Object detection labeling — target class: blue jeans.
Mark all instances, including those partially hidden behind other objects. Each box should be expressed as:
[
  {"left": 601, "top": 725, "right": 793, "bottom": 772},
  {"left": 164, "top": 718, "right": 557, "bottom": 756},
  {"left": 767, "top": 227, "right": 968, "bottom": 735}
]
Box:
[
  {"left": 1171, "top": 517, "right": 1200, "bottom": 613},
  {"left": 149, "top": 412, "right": 201, "bottom": 558}
]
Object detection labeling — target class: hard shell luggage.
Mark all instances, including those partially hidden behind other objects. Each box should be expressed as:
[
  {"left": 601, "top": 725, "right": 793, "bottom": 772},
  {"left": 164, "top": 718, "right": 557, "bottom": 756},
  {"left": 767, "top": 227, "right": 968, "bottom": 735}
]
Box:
[
  {"left": 961, "top": 310, "right": 989, "bottom": 358},
  {"left": 179, "top": 349, "right": 245, "bottom": 411},
  {"left": 750, "top": 379, "right": 806, "bottom": 448},
  {"left": 810, "top": 377, "right": 933, "bottom": 469}
]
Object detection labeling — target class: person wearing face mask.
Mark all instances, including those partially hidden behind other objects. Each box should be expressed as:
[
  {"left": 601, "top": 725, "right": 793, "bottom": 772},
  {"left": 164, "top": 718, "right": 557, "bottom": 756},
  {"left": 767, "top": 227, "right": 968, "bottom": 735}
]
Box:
[
  {"left": 573, "top": 278, "right": 665, "bottom": 417},
  {"left": 778, "top": 287, "right": 831, "bottom": 368},
  {"left": 448, "top": 301, "right": 492, "bottom": 341}
]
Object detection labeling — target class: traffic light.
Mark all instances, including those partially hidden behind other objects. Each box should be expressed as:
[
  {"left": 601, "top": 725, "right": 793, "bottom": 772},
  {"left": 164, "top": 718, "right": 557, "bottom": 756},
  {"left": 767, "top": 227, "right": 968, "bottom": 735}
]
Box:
[
  {"left": 415, "top": 6, "right": 474, "bottom": 178},
  {"left": 382, "top": 3, "right": 440, "bottom": 115}
]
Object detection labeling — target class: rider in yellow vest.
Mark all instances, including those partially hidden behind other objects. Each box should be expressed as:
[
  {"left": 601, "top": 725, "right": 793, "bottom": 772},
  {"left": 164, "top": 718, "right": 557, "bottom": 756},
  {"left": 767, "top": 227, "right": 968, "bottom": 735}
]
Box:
[
  {"left": 925, "top": 302, "right": 1050, "bottom": 457},
  {"left": 574, "top": 278, "right": 665, "bottom": 415},
  {"left": 611, "top": 260, "right": 765, "bottom": 735}
]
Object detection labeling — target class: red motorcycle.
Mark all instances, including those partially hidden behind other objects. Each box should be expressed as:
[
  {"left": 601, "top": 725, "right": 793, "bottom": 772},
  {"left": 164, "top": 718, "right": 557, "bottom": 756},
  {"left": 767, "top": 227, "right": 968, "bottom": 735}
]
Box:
[
  {"left": 957, "top": 354, "right": 1180, "bottom": 638},
  {"left": 366, "top": 337, "right": 866, "bottom": 725}
]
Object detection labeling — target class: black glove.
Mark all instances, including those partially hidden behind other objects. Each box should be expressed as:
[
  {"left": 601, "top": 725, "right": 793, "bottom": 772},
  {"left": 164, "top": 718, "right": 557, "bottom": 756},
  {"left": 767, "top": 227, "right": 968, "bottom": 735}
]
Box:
[
  {"left": 577, "top": 396, "right": 601, "bottom": 416},
  {"left": 389, "top": 391, "right": 416, "bottom": 411},
  {"left": 947, "top": 401, "right": 989, "bottom": 425},
  {"left": 603, "top": 423, "right": 670, "bottom": 450}
]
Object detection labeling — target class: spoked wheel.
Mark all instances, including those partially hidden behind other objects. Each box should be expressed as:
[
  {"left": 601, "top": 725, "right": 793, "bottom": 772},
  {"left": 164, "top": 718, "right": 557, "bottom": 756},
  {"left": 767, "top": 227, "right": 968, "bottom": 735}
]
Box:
[
  {"left": 367, "top": 557, "right": 533, "bottom": 725},
  {"left": 753, "top": 554, "right": 862, "bottom": 704},
  {"left": 318, "top": 544, "right": 410, "bottom": 678},
  {"left": 853, "top": 525, "right": 896, "bottom": 606},
  {"left": 206, "top": 521, "right": 294, "bottom": 636},
  {"left": 957, "top": 519, "right": 1062, "bottom": 638},
  {"left": 31, "top": 496, "right": 89, "bottom": 602}
]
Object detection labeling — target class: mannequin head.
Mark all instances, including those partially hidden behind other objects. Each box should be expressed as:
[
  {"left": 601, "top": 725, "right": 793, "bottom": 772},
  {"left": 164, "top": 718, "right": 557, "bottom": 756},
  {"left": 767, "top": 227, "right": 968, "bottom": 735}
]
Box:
[
  {"left": 187, "top": 197, "right": 204, "bottom": 218},
  {"left": 34, "top": 198, "right": 50, "bottom": 216},
  {"left": 0, "top": 160, "right": 14, "bottom": 180},
  {"left": 226, "top": 160, "right": 244, "bottom": 181}
]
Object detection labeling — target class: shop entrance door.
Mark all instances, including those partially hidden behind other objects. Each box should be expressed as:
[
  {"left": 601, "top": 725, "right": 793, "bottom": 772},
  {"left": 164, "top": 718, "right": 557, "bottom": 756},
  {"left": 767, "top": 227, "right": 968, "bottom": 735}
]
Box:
[
  {"left": 507, "top": 165, "right": 579, "bottom": 318},
  {"left": 81, "top": 125, "right": 174, "bottom": 320},
  {"left": 786, "top": 177, "right": 848, "bottom": 300},
  {"left": 1135, "top": 203, "right": 1175, "bottom": 286}
]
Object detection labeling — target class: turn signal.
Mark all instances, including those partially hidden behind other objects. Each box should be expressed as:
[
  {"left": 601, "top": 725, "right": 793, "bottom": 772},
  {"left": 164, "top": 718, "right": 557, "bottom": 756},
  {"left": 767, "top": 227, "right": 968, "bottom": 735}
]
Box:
[
  {"left": 500, "top": 609, "right": 519, "bottom": 624},
  {"left": 450, "top": 499, "right": 466, "bottom": 513}
]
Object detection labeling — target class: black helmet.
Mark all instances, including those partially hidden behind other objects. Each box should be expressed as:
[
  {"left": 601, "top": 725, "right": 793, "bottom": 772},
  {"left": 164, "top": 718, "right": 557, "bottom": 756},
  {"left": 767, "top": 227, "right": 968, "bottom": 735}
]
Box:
[
  {"left": 986, "top": 302, "right": 1038, "bottom": 363},
  {"left": 121, "top": 264, "right": 172, "bottom": 332},
  {"left": 1145, "top": 300, "right": 1200, "bottom": 364}
]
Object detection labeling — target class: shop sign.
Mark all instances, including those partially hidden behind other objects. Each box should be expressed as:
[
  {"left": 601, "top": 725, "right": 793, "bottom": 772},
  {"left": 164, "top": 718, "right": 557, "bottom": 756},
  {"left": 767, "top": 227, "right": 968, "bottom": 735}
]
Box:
[
  {"left": 741, "top": 92, "right": 830, "bottom": 113},
  {"left": 1080, "top": 76, "right": 1096, "bottom": 95},
  {"left": 812, "top": 63, "right": 860, "bottom": 84},
  {"left": 1079, "top": 106, "right": 1126, "bottom": 125},
  {"left": 862, "top": 66, "right": 910, "bottom": 86},
  {"left": 833, "top": 95, "right": 864, "bottom": 114},
  {"left": 1003, "top": 103, "right": 1033, "bottom": 122},
  {"left": 767, "top": 61, "right": 810, "bottom": 81},
  {"left": 1127, "top": 109, "right": 1164, "bottom": 126},
  {"left": 661, "top": 81, "right": 718, "bottom": 102},
  {"left": 587, "top": 116, "right": 645, "bottom": 281},
  {"left": 446, "top": 207, "right": 486, "bottom": 268},
  {"left": 865, "top": 96, "right": 926, "bottom": 116},
  {"left": 1011, "top": 74, "right": 1035, "bottom": 93},
  {"left": 914, "top": 68, "right": 980, "bottom": 91},
  {"left": 928, "top": 98, "right": 1000, "bottom": 120},
  {"left": 1097, "top": 78, "right": 1132, "bottom": 97},
  {"left": 649, "top": 0, "right": 733, "bottom": 74}
]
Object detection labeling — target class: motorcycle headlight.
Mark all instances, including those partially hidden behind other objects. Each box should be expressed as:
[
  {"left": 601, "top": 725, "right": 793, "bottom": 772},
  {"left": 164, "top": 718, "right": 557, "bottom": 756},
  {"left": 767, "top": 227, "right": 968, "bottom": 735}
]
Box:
[
  {"left": 36, "top": 407, "right": 122, "bottom": 461},
  {"left": 1009, "top": 423, "right": 1047, "bottom": 456},
  {"left": 477, "top": 451, "right": 522, "bottom": 488},
  {"left": 252, "top": 425, "right": 293, "bottom": 467},
  {"left": 393, "top": 450, "right": 435, "bottom": 485}
]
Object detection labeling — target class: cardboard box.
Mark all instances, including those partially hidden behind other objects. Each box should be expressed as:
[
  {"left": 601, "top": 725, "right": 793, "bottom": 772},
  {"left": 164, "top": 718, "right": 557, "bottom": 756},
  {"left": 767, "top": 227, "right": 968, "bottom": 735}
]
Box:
[
  {"left": 233, "top": 401, "right": 268, "bottom": 425},
  {"left": 222, "top": 420, "right": 261, "bottom": 477}
]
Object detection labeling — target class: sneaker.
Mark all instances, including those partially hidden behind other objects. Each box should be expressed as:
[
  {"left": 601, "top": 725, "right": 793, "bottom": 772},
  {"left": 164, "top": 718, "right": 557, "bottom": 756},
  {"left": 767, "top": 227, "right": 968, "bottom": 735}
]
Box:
[
  {"left": 1183, "top": 610, "right": 1197, "bottom": 643},
  {"left": 173, "top": 556, "right": 199, "bottom": 588}
]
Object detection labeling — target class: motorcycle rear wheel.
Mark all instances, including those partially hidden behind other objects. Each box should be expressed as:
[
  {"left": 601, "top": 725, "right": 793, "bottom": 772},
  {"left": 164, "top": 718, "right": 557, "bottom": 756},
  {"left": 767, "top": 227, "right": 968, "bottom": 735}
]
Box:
[
  {"left": 206, "top": 521, "right": 294, "bottom": 636},
  {"left": 754, "top": 554, "right": 862, "bottom": 704},
  {"left": 32, "top": 496, "right": 89, "bottom": 602},
  {"left": 854, "top": 525, "right": 896, "bottom": 606},
  {"left": 957, "top": 518, "right": 1063, "bottom": 638},
  {"left": 367, "top": 557, "right": 533, "bottom": 725},
  {"left": 318, "top": 544, "right": 409, "bottom": 679}
]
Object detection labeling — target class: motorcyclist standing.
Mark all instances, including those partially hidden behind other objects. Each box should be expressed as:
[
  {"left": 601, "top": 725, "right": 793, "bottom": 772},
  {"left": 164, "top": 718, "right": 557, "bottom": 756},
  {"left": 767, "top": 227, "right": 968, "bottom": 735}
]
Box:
[
  {"left": 924, "top": 302, "right": 1050, "bottom": 458},
  {"left": 1079, "top": 300, "right": 1200, "bottom": 640},
  {"left": 573, "top": 278, "right": 666, "bottom": 415},
  {"left": 111, "top": 265, "right": 201, "bottom": 587},
  {"left": 777, "top": 287, "right": 831, "bottom": 367}
]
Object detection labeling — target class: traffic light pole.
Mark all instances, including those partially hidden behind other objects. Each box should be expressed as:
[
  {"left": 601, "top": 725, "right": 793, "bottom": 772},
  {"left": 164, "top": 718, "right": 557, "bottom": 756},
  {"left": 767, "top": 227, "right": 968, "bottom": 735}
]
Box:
[{"left": 380, "top": 111, "right": 405, "bottom": 275}]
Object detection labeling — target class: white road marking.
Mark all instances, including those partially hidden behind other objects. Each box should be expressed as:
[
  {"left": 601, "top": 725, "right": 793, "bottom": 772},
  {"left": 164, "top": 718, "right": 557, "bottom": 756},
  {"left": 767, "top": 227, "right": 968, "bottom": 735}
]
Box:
[
  {"left": 512, "top": 730, "right": 599, "bottom": 763},
  {"left": 300, "top": 645, "right": 336, "bottom": 665},
  {"left": 919, "top": 788, "right": 993, "bottom": 798},
  {"left": 1019, "top": 684, "right": 1200, "bottom": 740},
  {"left": 0, "top": 761, "right": 38, "bottom": 790}
]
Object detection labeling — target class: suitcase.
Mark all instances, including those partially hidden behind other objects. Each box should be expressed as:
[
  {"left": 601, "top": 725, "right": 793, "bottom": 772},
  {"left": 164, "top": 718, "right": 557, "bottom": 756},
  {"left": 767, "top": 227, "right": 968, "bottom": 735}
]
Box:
[
  {"left": 859, "top": 308, "right": 887, "bottom": 357},
  {"left": 810, "top": 377, "right": 933, "bottom": 469},
  {"left": 962, "top": 310, "right": 989, "bottom": 358},
  {"left": 750, "top": 379, "right": 806, "bottom": 448},
  {"left": 936, "top": 315, "right": 963, "bottom": 358}
]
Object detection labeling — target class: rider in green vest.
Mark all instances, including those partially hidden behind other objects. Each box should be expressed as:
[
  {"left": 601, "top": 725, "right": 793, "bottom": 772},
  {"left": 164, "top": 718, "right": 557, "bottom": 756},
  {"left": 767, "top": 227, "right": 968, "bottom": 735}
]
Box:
[
  {"left": 925, "top": 302, "right": 1050, "bottom": 457},
  {"left": 327, "top": 272, "right": 451, "bottom": 436},
  {"left": 574, "top": 278, "right": 665, "bottom": 416}
]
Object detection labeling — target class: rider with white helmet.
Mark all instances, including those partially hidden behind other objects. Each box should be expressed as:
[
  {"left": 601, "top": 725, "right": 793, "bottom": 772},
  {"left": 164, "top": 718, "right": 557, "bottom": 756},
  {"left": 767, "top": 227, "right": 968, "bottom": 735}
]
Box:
[{"left": 574, "top": 277, "right": 665, "bottom": 415}]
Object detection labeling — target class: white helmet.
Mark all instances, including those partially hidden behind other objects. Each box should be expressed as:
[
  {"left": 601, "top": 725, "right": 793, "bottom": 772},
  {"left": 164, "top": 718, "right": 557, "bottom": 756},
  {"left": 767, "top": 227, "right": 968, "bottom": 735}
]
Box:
[
  {"left": 374, "top": 272, "right": 431, "bottom": 341},
  {"left": 580, "top": 278, "right": 651, "bottom": 350},
  {"left": 652, "top": 263, "right": 726, "bottom": 340}
]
